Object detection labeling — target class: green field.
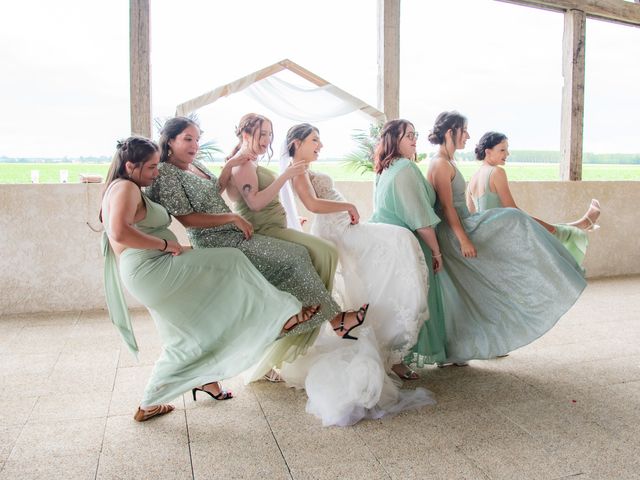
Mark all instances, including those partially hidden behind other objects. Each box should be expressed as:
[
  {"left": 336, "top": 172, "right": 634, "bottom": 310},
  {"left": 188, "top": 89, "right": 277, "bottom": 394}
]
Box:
[{"left": 1, "top": 161, "right": 640, "bottom": 183}]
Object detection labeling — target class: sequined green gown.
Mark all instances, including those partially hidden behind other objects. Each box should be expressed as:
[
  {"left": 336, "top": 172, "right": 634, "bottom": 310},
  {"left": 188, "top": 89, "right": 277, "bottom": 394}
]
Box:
[
  {"left": 146, "top": 161, "right": 341, "bottom": 374},
  {"left": 370, "top": 159, "right": 447, "bottom": 366},
  {"left": 471, "top": 166, "right": 588, "bottom": 265},
  {"left": 102, "top": 186, "right": 301, "bottom": 406},
  {"left": 232, "top": 165, "right": 339, "bottom": 292}
]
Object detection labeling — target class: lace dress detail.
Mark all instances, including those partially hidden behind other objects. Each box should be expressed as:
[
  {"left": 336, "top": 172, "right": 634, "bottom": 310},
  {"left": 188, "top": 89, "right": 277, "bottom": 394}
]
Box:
[{"left": 280, "top": 170, "right": 436, "bottom": 426}]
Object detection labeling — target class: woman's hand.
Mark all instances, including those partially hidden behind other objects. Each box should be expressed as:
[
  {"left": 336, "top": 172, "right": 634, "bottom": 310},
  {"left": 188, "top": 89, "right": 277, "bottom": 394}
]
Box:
[
  {"left": 227, "top": 145, "right": 257, "bottom": 167},
  {"left": 460, "top": 238, "right": 477, "bottom": 258},
  {"left": 283, "top": 163, "right": 307, "bottom": 180},
  {"left": 347, "top": 204, "right": 360, "bottom": 224},
  {"left": 432, "top": 253, "right": 443, "bottom": 273},
  {"left": 165, "top": 240, "right": 184, "bottom": 256},
  {"left": 233, "top": 214, "right": 254, "bottom": 239}
]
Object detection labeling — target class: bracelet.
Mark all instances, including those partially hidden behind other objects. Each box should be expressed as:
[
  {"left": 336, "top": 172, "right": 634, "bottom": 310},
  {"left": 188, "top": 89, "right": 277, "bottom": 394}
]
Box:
[
  {"left": 433, "top": 253, "right": 442, "bottom": 258},
  {"left": 160, "top": 239, "right": 168, "bottom": 251}
]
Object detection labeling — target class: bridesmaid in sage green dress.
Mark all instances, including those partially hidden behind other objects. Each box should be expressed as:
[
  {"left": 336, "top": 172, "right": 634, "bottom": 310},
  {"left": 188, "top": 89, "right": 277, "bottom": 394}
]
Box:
[
  {"left": 225, "top": 113, "right": 339, "bottom": 292},
  {"left": 145, "top": 117, "right": 367, "bottom": 380},
  {"left": 101, "top": 136, "right": 312, "bottom": 422},
  {"left": 426, "top": 111, "right": 587, "bottom": 362},
  {"left": 370, "top": 119, "right": 448, "bottom": 367},
  {"left": 467, "top": 131, "right": 601, "bottom": 266}
]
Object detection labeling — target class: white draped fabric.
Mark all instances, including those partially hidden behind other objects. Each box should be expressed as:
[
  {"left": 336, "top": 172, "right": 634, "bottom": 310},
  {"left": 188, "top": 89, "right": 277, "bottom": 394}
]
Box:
[{"left": 245, "top": 76, "right": 367, "bottom": 122}]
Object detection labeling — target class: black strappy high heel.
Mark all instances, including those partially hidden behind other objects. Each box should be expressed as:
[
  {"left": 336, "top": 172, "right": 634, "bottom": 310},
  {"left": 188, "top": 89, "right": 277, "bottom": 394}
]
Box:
[
  {"left": 334, "top": 303, "right": 369, "bottom": 340},
  {"left": 192, "top": 381, "right": 233, "bottom": 401}
]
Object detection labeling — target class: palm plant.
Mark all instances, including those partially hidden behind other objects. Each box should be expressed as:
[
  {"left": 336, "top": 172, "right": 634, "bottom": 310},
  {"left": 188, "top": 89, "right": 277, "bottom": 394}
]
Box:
[
  {"left": 343, "top": 122, "right": 383, "bottom": 174},
  {"left": 344, "top": 122, "right": 428, "bottom": 173}
]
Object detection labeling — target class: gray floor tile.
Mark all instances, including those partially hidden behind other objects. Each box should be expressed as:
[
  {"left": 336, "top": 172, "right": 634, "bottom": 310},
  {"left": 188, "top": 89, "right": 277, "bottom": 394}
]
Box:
[{"left": 97, "top": 413, "right": 191, "bottom": 480}]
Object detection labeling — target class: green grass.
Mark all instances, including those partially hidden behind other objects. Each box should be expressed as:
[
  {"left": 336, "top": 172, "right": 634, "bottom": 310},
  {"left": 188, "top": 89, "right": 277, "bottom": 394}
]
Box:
[{"left": 1, "top": 161, "right": 639, "bottom": 184}]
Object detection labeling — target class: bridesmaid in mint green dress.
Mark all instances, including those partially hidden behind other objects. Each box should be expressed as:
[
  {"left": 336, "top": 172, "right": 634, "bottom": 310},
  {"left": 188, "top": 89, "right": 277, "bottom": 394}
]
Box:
[
  {"left": 467, "top": 131, "right": 601, "bottom": 266},
  {"left": 370, "top": 119, "right": 447, "bottom": 367},
  {"left": 101, "top": 136, "right": 312, "bottom": 422},
  {"left": 426, "top": 112, "right": 587, "bottom": 362}
]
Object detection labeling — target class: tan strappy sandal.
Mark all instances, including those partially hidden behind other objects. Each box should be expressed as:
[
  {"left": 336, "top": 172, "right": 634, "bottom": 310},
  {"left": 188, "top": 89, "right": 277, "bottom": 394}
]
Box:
[{"left": 133, "top": 404, "right": 175, "bottom": 422}]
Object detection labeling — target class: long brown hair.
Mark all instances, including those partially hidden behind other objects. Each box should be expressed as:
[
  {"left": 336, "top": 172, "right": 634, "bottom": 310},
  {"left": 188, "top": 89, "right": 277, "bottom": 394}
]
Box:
[
  {"left": 226, "top": 113, "right": 273, "bottom": 161},
  {"left": 373, "top": 119, "right": 415, "bottom": 174},
  {"left": 99, "top": 136, "right": 158, "bottom": 221}
]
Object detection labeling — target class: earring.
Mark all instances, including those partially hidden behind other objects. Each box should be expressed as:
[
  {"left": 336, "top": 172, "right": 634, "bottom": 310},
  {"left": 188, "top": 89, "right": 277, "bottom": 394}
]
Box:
[{"left": 168, "top": 149, "right": 173, "bottom": 158}]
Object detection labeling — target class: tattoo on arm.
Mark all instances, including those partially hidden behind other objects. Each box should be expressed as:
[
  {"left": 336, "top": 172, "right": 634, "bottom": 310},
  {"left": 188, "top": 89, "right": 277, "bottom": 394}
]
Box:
[{"left": 242, "top": 184, "right": 252, "bottom": 194}]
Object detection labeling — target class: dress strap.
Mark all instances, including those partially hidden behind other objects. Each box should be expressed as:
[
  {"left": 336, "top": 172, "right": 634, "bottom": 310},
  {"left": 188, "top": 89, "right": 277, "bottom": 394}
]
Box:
[
  {"left": 484, "top": 166, "right": 495, "bottom": 193},
  {"left": 101, "top": 231, "right": 139, "bottom": 357}
]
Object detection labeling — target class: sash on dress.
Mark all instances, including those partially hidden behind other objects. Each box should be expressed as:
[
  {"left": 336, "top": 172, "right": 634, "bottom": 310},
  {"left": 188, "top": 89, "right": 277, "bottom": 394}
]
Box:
[{"left": 101, "top": 230, "right": 139, "bottom": 357}]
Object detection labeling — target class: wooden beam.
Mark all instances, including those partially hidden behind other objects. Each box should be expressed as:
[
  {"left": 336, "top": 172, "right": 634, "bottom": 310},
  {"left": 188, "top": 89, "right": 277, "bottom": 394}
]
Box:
[
  {"left": 495, "top": 0, "right": 640, "bottom": 27},
  {"left": 175, "top": 59, "right": 386, "bottom": 122},
  {"left": 377, "top": 0, "right": 400, "bottom": 121},
  {"left": 281, "top": 59, "right": 329, "bottom": 86},
  {"left": 129, "top": 0, "right": 151, "bottom": 138},
  {"left": 560, "top": 9, "right": 586, "bottom": 181}
]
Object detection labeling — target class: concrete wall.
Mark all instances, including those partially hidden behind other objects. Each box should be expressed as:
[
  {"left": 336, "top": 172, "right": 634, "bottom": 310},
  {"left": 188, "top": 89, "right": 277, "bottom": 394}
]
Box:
[{"left": 0, "top": 181, "right": 637, "bottom": 315}]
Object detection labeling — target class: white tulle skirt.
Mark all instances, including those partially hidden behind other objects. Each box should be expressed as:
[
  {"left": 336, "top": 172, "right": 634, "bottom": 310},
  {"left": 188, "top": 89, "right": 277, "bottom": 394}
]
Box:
[{"left": 280, "top": 325, "right": 436, "bottom": 427}]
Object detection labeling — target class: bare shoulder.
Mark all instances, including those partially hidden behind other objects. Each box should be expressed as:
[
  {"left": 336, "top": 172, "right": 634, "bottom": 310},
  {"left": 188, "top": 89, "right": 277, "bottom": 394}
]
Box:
[
  {"left": 109, "top": 179, "right": 139, "bottom": 199},
  {"left": 492, "top": 166, "right": 509, "bottom": 181},
  {"left": 232, "top": 161, "right": 256, "bottom": 176}
]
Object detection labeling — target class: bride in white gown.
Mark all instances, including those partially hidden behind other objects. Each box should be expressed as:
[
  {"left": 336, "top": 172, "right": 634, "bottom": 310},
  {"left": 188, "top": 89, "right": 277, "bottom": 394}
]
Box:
[{"left": 277, "top": 123, "right": 436, "bottom": 426}]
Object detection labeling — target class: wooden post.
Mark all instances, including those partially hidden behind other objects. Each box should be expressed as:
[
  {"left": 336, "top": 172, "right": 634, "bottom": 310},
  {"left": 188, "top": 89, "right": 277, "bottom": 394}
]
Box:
[
  {"left": 560, "top": 9, "right": 586, "bottom": 181},
  {"left": 377, "top": 0, "right": 400, "bottom": 121},
  {"left": 130, "top": 0, "right": 151, "bottom": 138}
]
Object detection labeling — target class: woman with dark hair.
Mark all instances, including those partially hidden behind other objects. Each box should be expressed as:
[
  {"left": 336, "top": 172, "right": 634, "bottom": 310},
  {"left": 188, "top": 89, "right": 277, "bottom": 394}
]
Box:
[
  {"left": 101, "top": 136, "right": 313, "bottom": 422},
  {"left": 369, "top": 119, "right": 448, "bottom": 368},
  {"left": 146, "top": 116, "right": 368, "bottom": 381},
  {"left": 426, "top": 111, "right": 587, "bottom": 362},
  {"left": 281, "top": 123, "right": 430, "bottom": 380},
  {"left": 467, "top": 131, "right": 600, "bottom": 265}
]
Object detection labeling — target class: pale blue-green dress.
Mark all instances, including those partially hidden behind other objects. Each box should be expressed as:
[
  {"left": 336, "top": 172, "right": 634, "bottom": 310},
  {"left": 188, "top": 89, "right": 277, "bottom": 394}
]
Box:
[
  {"left": 472, "top": 166, "right": 588, "bottom": 265},
  {"left": 434, "top": 164, "right": 587, "bottom": 362},
  {"left": 102, "top": 185, "right": 301, "bottom": 406},
  {"left": 370, "top": 158, "right": 447, "bottom": 366}
]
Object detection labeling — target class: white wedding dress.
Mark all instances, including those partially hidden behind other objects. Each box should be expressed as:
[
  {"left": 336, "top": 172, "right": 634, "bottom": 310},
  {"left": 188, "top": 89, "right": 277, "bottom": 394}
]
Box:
[{"left": 279, "top": 170, "right": 435, "bottom": 426}]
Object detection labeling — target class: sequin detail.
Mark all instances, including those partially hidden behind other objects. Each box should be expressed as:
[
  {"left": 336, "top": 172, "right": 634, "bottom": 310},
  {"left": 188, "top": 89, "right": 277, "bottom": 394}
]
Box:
[{"left": 146, "top": 160, "right": 340, "bottom": 337}]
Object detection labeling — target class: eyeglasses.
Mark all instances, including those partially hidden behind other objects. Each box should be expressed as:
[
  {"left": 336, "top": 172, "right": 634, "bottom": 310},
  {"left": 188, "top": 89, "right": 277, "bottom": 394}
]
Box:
[{"left": 405, "top": 132, "right": 419, "bottom": 140}]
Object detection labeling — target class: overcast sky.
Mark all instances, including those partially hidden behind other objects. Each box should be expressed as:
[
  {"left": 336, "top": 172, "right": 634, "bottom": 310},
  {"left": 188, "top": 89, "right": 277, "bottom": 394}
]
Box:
[{"left": 1, "top": 0, "right": 639, "bottom": 158}]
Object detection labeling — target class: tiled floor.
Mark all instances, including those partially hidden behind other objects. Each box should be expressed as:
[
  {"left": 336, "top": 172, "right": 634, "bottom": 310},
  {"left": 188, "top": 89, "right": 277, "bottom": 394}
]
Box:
[{"left": 1, "top": 276, "right": 640, "bottom": 480}]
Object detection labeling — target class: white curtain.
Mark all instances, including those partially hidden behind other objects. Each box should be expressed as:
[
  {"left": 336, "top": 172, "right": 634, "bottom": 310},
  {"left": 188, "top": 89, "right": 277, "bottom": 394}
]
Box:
[{"left": 244, "top": 76, "right": 364, "bottom": 122}]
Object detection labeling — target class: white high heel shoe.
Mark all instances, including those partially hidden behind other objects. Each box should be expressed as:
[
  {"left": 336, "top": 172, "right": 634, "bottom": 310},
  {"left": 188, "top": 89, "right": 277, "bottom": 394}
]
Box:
[{"left": 585, "top": 199, "right": 601, "bottom": 232}]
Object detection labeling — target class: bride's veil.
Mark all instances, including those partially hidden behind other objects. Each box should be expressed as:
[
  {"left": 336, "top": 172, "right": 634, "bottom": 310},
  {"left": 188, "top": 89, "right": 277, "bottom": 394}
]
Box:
[{"left": 278, "top": 140, "right": 303, "bottom": 231}]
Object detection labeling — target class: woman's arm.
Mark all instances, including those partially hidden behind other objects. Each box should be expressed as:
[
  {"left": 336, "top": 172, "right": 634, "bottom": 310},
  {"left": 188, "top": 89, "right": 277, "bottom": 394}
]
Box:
[
  {"left": 430, "top": 160, "right": 477, "bottom": 258},
  {"left": 217, "top": 150, "right": 256, "bottom": 194},
  {"left": 492, "top": 167, "right": 518, "bottom": 208},
  {"left": 494, "top": 167, "right": 555, "bottom": 233},
  {"left": 291, "top": 174, "right": 360, "bottom": 224},
  {"left": 174, "top": 212, "right": 253, "bottom": 239},
  {"left": 233, "top": 162, "right": 307, "bottom": 212},
  {"left": 416, "top": 226, "right": 442, "bottom": 272},
  {"left": 107, "top": 182, "right": 182, "bottom": 254}
]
